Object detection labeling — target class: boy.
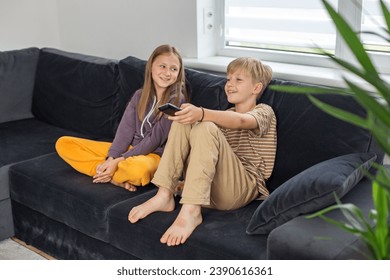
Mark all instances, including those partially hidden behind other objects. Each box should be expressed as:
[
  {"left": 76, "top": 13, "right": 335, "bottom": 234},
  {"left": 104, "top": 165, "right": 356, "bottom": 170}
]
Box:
[{"left": 128, "top": 57, "right": 277, "bottom": 246}]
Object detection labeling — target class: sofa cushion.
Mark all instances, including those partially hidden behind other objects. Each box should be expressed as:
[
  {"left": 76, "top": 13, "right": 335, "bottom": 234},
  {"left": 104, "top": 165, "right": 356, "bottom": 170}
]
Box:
[
  {"left": 246, "top": 153, "right": 377, "bottom": 235},
  {"left": 32, "top": 48, "right": 121, "bottom": 140},
  {"left": 118, "top": 56, "right": 231, "bottom": 113},
  {"left": 9, "top": 153, "right": 155, "bottom": 242},
  {"left": 266, "top": 172, "right": 380, "bottom": 259},
  {"left": 117, "top": 56, "right": 146, "bottom": 121},
  {"left": 0, "top": 118, "right": 85, "bottom": 201},
  {"left": 0, "top": 47, "right": 39, "bottom": 123},
  {"left": 185, "top": 68, "right": 231, "bottom": 110},
  {"left": 260, "top": 79, "right": 383, "bottom": 192},
  {"left": 0, "top": 118, "right": 87, "bottom": 168},
  {"left": 109, "top": 191, "right": 268, "bottom": 259}
]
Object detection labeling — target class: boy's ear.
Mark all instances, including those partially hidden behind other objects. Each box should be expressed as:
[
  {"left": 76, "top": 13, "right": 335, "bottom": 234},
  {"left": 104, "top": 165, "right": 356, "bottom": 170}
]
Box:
[{"left": 254, "top": 82, "right": 263, "bottom": 94}]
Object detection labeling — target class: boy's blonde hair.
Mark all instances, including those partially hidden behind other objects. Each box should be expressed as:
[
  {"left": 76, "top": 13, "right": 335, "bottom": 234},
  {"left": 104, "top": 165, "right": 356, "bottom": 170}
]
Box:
[{"left": 227, "top": 57, "right": 272, "bottom": 96}]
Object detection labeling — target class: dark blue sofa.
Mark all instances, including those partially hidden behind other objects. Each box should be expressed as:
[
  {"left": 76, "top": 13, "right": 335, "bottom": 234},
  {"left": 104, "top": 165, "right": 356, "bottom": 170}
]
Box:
[{"left": 0, "top": 47, "right": 385, "bottom": 259}]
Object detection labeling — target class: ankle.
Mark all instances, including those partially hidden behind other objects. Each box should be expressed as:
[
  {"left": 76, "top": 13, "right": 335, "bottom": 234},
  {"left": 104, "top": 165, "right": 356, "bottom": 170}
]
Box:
[
  {"left": 157, "top": 186, "right": 174, "bottom": 198},
  {"left": 181, "top": 204, "right": 201, "bottom": 215}
]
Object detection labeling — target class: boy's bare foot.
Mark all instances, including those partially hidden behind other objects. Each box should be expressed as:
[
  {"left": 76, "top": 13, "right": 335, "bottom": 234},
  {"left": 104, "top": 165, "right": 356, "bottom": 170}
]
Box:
[
  {"left": 111, "top": 180, "right": 137, "bottom": 192},
  {"left": 160, "top": 204, "right": 202, "bottom": 246},
  {"left": 128, "top": 187, "right": 175, "bottom": 223}
]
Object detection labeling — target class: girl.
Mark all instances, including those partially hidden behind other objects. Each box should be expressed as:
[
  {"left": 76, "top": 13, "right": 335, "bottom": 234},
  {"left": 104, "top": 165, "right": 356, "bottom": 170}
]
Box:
[{"left": 56, "top": 44, "right": 187, "bottom": 192}]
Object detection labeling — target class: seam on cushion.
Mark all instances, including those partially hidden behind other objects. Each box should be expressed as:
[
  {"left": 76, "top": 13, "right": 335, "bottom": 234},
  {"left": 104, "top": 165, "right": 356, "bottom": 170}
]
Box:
[{"left": 258, "top": 187, "right": 340, "bottom": 226}]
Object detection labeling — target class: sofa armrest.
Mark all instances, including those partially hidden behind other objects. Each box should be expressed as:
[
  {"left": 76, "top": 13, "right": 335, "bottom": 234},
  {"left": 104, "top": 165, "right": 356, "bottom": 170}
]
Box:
[
  {"left": 266, "top": 174, "right": 376, "bottom": 259},
  {"left": 0, "top": 47, "right": 39, "bottom": 124}
]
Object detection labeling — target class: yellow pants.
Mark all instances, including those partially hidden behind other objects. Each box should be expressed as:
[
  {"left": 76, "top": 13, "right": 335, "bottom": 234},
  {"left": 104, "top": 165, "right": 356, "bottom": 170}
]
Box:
[{"left": 55, "top": 136, "right": 160, "bottom": 186}]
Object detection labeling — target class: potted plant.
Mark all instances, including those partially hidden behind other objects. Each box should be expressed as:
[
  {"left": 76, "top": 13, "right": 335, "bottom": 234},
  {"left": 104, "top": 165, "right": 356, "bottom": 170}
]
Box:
[{"left": 271, "top": 0, "right": 390, "bottom": 259}]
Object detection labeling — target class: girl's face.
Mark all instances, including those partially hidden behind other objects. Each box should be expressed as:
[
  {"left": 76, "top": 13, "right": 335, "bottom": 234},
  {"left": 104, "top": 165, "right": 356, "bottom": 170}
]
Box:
[
  {"left": 151, "top": 53, "right": 180, "bottom": 96},
  {"left": 225, "top": 68, "right": 260, "bottom": 106}
]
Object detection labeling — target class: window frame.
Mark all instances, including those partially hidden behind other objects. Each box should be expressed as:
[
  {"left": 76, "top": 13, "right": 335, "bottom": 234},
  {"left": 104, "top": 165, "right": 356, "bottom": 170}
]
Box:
[{"left": 216, "top": 0, "right": 390, "bottom": 74}]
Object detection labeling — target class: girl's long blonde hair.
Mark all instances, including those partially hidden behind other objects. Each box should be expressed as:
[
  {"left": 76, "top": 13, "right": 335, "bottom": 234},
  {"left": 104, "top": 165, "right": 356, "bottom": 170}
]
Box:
[{"left": 137, "top": 44, "right": 187, "bottom": 121}]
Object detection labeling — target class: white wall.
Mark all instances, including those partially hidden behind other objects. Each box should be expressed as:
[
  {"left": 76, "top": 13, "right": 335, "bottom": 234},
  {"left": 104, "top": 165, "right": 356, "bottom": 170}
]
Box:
[
  {"left": 0, "top": 0, "right": 61, "bottom": 50},
  {"left": 0, "top": 0, "right": 207, "bottom": 60},
  {"left": 56, "top": 0, "right": 198, "bottom": 60}
]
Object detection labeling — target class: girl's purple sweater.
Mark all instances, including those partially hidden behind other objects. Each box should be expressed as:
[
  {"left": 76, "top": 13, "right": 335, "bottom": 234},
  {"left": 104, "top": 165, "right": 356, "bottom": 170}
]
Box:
[{"left": 108, "top": 89, "right": 184, "bottom": 158}]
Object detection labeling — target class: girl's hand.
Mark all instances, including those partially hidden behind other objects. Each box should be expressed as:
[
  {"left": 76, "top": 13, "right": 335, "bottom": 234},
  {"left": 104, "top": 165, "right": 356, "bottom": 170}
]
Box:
[
  {"left": 168, "top": 103, "right": 203, "bottom": 125},
  {"left": 93, "top": 157, "right": 124, "bottom": 183}
]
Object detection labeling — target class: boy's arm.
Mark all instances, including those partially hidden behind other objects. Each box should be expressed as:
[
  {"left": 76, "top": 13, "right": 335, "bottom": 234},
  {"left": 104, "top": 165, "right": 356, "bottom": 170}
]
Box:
[{"left": 169, "top": 103, "right": 258, "bottom": 130}]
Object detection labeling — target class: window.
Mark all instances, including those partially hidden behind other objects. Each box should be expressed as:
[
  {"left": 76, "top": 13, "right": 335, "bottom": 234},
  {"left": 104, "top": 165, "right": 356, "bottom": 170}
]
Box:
[
  {"left": 219, "top": 0, "right": 390, "bottom": 73},
  {"left": 362, "top": 0, "right": 390, "bottom": 52}
]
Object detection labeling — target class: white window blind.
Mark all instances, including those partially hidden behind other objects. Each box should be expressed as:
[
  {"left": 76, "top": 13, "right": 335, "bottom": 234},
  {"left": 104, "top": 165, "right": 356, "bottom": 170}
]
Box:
[
  {"left": 362, "top": 0, "right": 390, "bottom": 52},
  {"left": 224, "top": 0, "right": 339, "bottom": 54},
  {"left": 221, "top": 0, "right": 390, "bottom": 72}
]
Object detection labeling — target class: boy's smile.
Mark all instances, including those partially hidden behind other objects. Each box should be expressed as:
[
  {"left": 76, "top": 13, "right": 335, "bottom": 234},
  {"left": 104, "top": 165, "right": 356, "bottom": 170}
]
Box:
[{"left": 225, "top": 69, "right": 261, "bottom": 112}]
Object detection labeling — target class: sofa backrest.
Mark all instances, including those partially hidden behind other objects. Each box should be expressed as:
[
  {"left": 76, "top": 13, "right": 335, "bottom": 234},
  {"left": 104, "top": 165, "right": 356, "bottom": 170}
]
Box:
[
  {"left": 118, "top": 56, "right": 383, "bottom": 191},
  {"left": 260, "top": 79, "right": 383, "bottom": 191},
  {"left": 32, "top": 48, "right": 121, "bottom": 140},
  {"left": 30, "top": 49, "right": 383, "bottom": 192},
  {"left": 0, "top": 47, "right": 39, "bottom": 123},
  {"left": 118, "top": 56, "right": 231, "bottom": 111}
]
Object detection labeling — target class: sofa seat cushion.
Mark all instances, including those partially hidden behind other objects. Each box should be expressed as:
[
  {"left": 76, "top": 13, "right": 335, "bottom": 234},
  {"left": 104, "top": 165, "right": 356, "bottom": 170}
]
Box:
[
  {"left": 0, "top": 118, "right": 88, "bottom": 168},
  {"left": 9, "top": 153, "right": 155, "bottom": 242},
  {"left": 0, "top": 118, "right": 88, "bottom": 201},
  {"left": 109, "top": 191, "right": 267, "bottom": 259}
]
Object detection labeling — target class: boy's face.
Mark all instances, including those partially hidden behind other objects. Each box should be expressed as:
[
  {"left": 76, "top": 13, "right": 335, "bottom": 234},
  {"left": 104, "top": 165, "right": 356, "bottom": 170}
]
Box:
[{"left": 225, "top": 69, "right": 261, "bottom": 106}]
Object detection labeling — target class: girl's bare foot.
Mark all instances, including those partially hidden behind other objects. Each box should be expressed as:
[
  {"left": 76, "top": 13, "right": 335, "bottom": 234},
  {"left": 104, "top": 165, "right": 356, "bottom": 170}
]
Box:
[
  {"left": 128, "top": 187, "right": 175, "bottom": 223},
  {"left": 160, "top": 204, "right": 202, "bottom": 246},
  {"left": 111, "top": 180, "right": 137, "bottom": 192}
]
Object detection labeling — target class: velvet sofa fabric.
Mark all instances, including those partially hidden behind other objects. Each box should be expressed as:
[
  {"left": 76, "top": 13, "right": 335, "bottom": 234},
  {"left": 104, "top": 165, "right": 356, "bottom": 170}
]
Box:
[
  {"left": 109, "top": 192, "right": 268, "bottom": 259},
  {"left": 0, "top": 117, "right": 86, "bottom": 240},
  {"left": 259, "top": 79, "right": 377, "bottom": 192},
  {"left": 0, "top": 47, "right": 39, "bottom": 123},
  {"left": 3, "top": 47, "right": 386, "bottom": 259},
  {"left": 32, "top": 48, "right": 121, "bottom": 140},
  {"left": 266, "top": 171, "right": 387, "bottom": 260},
  {"left": 10, "top": 153, "right": 154, "bottom": 242},
  {"left": 11, "top": 201, "right": 138, "bottom": 260},
  {"left": 246, "top": 153, "right": 377, "bottom": 235}
]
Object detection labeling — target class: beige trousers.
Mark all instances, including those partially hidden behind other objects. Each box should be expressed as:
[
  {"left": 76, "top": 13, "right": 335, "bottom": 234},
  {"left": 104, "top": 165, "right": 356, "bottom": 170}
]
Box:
[{"left": 151, "top": 122, "right": 259, "bottom": 210}]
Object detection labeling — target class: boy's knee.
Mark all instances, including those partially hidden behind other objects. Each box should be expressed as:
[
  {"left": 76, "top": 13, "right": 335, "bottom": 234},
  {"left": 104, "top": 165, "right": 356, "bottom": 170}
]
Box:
[{"left": 191, "top": 122, "right": 219, "bottom": 137}]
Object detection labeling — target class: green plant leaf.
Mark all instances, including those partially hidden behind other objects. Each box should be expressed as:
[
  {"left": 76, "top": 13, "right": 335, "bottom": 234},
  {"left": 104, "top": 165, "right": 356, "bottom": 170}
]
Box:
[
  {"left": 324, "top": 53, "right": 390, "bottom": 104},
  {"left": 361, "top": 30, "right": 390, "bottom": 43},
  {"left": 372, "top": 180, "right": 390, "bottom": 258},
  {"left": 269, "top": 84, "right": 351, "bottom": 95},
  {"left": 381, "top": 0, "right": 390, "bottom": 34},
  {"left": 308, "top": 95, "right": 369, "bottom": 129},
  {"left": 344, "top": 79, "right": 390, "bottom": 128},
  {"left": 371, "top": 127, "right": 390, "bottom": 157}
]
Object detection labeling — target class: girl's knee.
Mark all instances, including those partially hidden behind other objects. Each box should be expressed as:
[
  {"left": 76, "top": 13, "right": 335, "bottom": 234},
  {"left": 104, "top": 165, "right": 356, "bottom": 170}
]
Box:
[
  {"left": 55, "top": 136, "right": 72, "bottom": 154},
  {"left": 116, "top": 156, "right": 160, "bottom": 185}
]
